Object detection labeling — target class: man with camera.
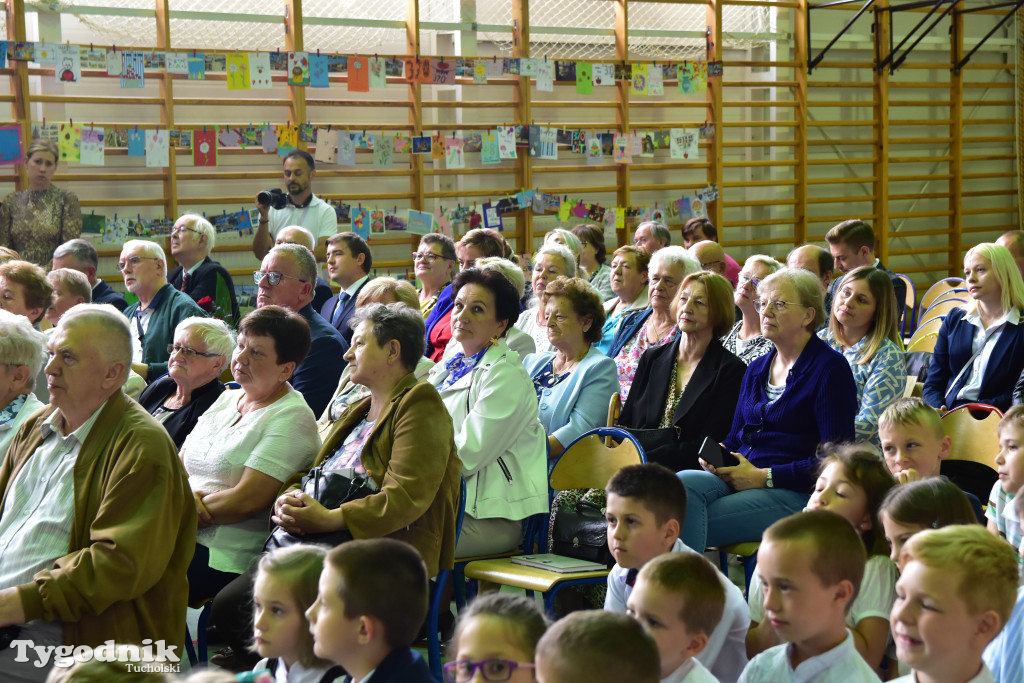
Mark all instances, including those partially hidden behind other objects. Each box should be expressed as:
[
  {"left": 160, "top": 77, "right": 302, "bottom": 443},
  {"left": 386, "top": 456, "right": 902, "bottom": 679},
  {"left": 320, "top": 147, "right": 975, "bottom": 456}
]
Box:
[{"left": 252, "top": 150, "right": 338, "bottom": 260}]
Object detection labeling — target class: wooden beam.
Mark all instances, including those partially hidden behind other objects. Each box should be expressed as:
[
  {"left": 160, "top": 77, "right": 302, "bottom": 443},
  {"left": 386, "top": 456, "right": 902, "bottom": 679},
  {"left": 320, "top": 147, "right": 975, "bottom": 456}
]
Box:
[
  {"left": 615, "top": 0, "right": 630, "bottom": 248},
  {"left": 873, "top": 0, "right": 890, "bottom": 265},
  {"left": 949, "top": 1, "right": 963, "bottom": 275},
  {"left": 155, "top": 0, "right": 177, "bottom": 219},
  {"left": 707, "top": 0, "right": 724, "bottom": 233}
]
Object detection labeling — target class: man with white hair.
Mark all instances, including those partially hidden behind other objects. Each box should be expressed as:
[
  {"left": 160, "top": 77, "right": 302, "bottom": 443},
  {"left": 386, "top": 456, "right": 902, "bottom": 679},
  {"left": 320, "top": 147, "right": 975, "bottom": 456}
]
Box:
[
  {"left": 256, "top": 243, "right": 347, "bottom": 415},
  {"left": 0, "top": 305, "right": 195, "bottom": 680},
  {"left": 120, "top": 239, "right": 206, "bottom": 381},
  {"left": 634, "top": 220, "right": 671, "bottom": 254},
  {"left": 52, "top": 238, "right": 127, "bottom": 311},
  {"left": 167, "top": 214, "right": 240, "bottom": 326}
]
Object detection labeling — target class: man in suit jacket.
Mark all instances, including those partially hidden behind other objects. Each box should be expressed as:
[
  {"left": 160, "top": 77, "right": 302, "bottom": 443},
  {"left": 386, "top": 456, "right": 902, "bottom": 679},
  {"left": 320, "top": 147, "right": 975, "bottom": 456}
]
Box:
[
  {"left": 825, "top": 219, "right": 907, "bottom": 326},
  {"left": 167, "top": 214, "right": 240, "bottom": 326},
  {"left": 321, "top": 231, "right": 372, "bottom": 343},
  {"left": 0, "top": 306, "right": 194, "bottom": 677},
  {"left": 52, "top": 238, "right": 128, "bottom": 311},
  {"left": 256, "top": 243, "right": 347, "bottom": 416},
  {"left": 121, "top": 239, "right": 207, "bottom": 381}
]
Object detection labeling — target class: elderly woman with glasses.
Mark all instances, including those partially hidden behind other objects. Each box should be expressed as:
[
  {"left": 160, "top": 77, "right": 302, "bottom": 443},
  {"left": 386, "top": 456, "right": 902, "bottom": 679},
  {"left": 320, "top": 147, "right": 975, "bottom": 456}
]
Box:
[
  {"left": 0, "top": 310, "right": 47, "bottom": 458},
  {"left": 678, "top": 267, "right": 858, "bottom": 553},
  {"left": 721, "top": 254, "right": 783, "bottom": 365},
  {"left": 416, "top": 233, "right": 459, "bottom": 361},
  {"left": 138, "top": 316, "right": 235, "bottom": 449}
]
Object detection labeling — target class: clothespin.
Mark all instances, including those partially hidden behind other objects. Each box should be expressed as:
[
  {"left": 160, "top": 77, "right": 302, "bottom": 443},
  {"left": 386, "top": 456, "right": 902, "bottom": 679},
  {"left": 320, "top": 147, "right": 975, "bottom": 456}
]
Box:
[{"left": 69, "top": 118, "right": 73, "bottom": 126}]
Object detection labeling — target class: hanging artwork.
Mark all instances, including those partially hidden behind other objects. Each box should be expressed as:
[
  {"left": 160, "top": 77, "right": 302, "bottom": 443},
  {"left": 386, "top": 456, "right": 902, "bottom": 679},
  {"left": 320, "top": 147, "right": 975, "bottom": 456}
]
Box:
[
  {"left": 538, "top": 128, "right": 558, "bottom": 160},
  {"left": 576, "top": 63, "right": 592, "bottom": 95},
  {"left": 55, "top": 44, "right": 80, "bottom": 84},
  {"left": 145, "top": 129, "right": 169, "bottom": 167},
  {"left": 80, "top": 127, "right": 105, "bottom": 166},
  {"left": 369, "top": 56, "right": 387, "bottom": 89},
  {"left": 648, "top": 63, "right": 664, "bottom": 95},
  {"left": 536, "top": 59, "right": 554, "bottom": 92},
  {"left": 309, "top": 54, "right": 329, "bottom": 87},
  {"left": 348, "top": 56, "right": 369, "bottom": 92},
  {"left": 165, "top": 53, "right": 189, "bottom": 74},
  {"left": 226, "top": 53, "right": 249, "bottom": 90},
  {"left": 445, "top": 137, "right": 464, "bottom": 170},
  {"left": 0, "top": 125, "right": 23, "bottom": 165},
  {"left": 315, "top": 129, "right": 337, "bottom": 164},
  {"left": 481, "top": 131, "right": 500, "bottom": 165},
  {"left": 58, "top": 123, "right": 80, "bottom": 163},
  {"left": 120, "top": 51, "right": 144, "bottom": 88},
  {"left": 630, "top": 63, "right": 648, "bottom": 95},
  {"left": 338, "top": 134, "right": 356, "bottom": 166},
  {"left": 287, "top": 51, "right": 309, "bottom": 86},
  {"left": 188, "top": 54, "right": 205, "bottom": 80},
  {"left": 127, "top": 128, "right": 146, "bottom": 156},
  {"left": 193, "top": 128, "right": 217, "bottom": 166},
  {"left": 497, "top": 126, "right": 517, "bottom": 159},
  {"left": 249, "top": 53, "right": 272, "bottom": 88},
  {"left": 374, "top": 135, "right": 394, "bottom": 169}
]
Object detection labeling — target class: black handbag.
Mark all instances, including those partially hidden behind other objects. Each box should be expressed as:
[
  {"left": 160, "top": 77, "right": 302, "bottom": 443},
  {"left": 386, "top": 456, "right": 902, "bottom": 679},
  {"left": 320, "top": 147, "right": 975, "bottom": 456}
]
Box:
[
  {"left": 550, "top": 497, "right": 615, "bottom": 568},
  {"left": 264, "top": 466, "right": 374, "bottom": 551},
  {"left": 621, "top": 425, "right": 680, "bottom": 468}
]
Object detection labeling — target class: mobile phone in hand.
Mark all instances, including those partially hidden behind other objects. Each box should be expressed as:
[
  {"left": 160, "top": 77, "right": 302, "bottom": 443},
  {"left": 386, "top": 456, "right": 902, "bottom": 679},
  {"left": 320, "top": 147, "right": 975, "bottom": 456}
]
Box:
[{"left": 699, "top": 437, "right": 739, "bottom": 468}]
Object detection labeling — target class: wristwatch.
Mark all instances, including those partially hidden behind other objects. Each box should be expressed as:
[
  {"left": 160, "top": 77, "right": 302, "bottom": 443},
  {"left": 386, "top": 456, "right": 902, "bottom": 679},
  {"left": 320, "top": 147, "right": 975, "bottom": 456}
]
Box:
[{"left": 764, "top": 468, "right": 774, "bottom": 488}]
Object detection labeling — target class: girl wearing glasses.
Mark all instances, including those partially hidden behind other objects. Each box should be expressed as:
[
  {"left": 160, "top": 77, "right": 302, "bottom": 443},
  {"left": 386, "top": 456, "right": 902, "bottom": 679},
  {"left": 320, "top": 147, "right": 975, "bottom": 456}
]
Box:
[
  {"left": 819, "top": 265, "right": 906, "bottom": 446},
  {"left": 678, "top": 267, "right": 858, "bottom": 553},
  {"left": 721, "top": 254, "right": 783, "bottom": 365},
  {"left": 446, "top": 593, "right": 548, "bottom": 683},
  {"left": 417, "top": 233, "right": 458, "bottom": 361}
]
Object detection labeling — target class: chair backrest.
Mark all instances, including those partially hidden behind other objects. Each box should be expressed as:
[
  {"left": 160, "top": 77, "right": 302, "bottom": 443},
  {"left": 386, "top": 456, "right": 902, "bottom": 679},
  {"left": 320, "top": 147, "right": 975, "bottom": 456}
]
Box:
[
  {"left": 549, "top": 428, "right": 646, "bottom": 492},
  {"left": 923, "top": 297, "right": 966, "bottom": 320},
  {"left": 896, "top": 273, "right": 917, "bottom": 336},
  {"left": 943, "top": 403, "right": 1003, "bottom": 471},
  {"left": 919, "top": 278, "right": 966, "bottom": 319},
  {"left": 909, "top": 317, "right": 944, "bottom": 346},
  {"left": 906, "top": 331, "right": 939, "bottom": 353},
  {"left": 606, "top": 393, "right": 621, "bottom": 446},
  {"left": 455, "top": 476, "right": 467, "bottom": 543},
  {"left": 930, "top": 288, "right": 968, "bottom": 307}
]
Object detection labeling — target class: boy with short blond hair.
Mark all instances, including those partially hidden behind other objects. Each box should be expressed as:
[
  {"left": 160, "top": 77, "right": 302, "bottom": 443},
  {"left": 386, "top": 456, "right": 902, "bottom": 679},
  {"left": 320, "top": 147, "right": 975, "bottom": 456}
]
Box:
[
  {"left": 893, "top": 524, "right": 1019, "bottom": 683},
  {"left": 879, "top": 398, "right": 950, "bottom": 484},
  {"left": 739, "top": 510, "right": 875, "bottom": 683},
  {"left": 988, "top": 405, "right": 1024, "bottom": 560},
  {"left": 604, "top": 464, "right": 748, "bottom": 682},
  {"left": 628, "top": 553, "right": 725, "bottom": 683},
  {"left": 535, "top": 610, "right": 661, "bottom": 683},
  {"left": 306, "top": 538, "right": 435, "bottom": 683},
  {"left": 879, "top": 397, "right": 985, "bottom": 521}
]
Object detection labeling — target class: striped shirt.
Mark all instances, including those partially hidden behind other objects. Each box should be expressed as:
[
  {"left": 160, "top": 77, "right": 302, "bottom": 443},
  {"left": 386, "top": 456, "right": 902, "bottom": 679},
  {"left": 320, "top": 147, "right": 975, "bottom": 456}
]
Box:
[
  {"left": 983, "top": 586, "right": 1024, "bottom": 683},
  {"left": 0, "top": 402, "right": 106, "bottom": 589}
]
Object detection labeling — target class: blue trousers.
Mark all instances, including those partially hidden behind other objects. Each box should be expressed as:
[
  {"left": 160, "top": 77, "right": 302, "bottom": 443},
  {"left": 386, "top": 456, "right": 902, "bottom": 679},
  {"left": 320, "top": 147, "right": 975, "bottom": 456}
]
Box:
[{"left": 678, "top": 470, "right": 810, "bottom": 552}]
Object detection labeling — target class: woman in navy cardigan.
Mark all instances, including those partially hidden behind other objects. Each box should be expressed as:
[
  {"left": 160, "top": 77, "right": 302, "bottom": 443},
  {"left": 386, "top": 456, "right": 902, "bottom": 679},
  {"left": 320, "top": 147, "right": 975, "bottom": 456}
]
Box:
[
  {"left": 678, "top": 267, "right": 858, "bottom": 552},
  {"left": 523, "top": 277, "right": 619, "bottom": 459},
  {"left": 619, "top": 271, "right": 747, "bottom": 471},
  {"left": 923, "top": 243, "right": 1024, "bottom": 413}
]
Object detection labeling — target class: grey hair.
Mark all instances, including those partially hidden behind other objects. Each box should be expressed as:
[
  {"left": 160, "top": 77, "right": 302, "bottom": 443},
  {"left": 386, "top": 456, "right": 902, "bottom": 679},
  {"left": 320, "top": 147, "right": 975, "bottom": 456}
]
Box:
[
  {"left": 744, "top": 254, "right": 784, "bottom": 275},
  {"left": 176, "top": 214, "right": 216, "bottom": 250},
  {"left": 476, "top": 257, "right": 526, "bottom": 299},
  {"left": 351, "top": 302, "right": 426, "bottom": 372},
  {"left": 58, "top": 304, "right": 132, "bottom": 381},
  {"left": 544, "top": 229, "right": 582, "bottom": 265},
  {"left": 534, "top": 244, "right": 577, "bottom": 279},
  {"left": 758, "top": 267, "right": 827, "bottom": 331},
  {"left": 649, "top": 245, "right": 700, "bottom": 278},
  {"left": 122, "top": 239, "right": 166, "bottom": 275},
  {"left": 637, "top": 220, "right": 671, "bottom": 246},
  {"left": 176, "top": 316, "right": 236, "bottom": 358},
  {"left": 53, "top": 238, "right": 98, "bottom": 270},
  {"left": 270, "top": 243, "right": 319, "bottom": 287},
  {"left": 0, "top": 310, "right": 47, "bottom": 391}
]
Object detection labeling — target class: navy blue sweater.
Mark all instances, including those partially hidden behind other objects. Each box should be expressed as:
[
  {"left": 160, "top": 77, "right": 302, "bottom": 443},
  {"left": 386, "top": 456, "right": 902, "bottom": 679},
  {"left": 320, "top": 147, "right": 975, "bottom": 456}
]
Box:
[{"left": 723, "top": 334, "right": 857, "bottom": 492}]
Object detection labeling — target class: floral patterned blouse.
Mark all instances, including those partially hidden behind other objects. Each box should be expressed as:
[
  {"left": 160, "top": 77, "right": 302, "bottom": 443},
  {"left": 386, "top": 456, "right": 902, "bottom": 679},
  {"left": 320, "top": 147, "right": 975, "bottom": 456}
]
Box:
[
  {"left": 0, "top": 186, "right": 82, "bottom": 266},
  {"left": 615, "top": 320, "right": 679, "bottom": 403}
]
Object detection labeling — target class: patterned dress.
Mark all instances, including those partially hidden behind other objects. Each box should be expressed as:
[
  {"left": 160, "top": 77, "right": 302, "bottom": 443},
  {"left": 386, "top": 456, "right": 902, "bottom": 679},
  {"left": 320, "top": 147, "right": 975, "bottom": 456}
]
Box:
[
  {"left": 0, "top": 186, "right": 82, "bottom": 266},
  {"left": 614, "top": 320, "right": 679, "bottom": 403}
]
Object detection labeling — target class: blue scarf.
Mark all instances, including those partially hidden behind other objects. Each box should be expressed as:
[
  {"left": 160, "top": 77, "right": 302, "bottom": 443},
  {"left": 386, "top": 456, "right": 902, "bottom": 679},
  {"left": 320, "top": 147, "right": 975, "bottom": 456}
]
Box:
[{"left": 441, "top": 346, "right": 489, "bottom": 389}]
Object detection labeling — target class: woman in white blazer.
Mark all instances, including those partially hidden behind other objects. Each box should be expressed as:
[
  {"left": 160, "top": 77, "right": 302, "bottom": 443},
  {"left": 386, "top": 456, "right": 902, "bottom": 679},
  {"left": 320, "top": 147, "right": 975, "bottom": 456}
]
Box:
[{"left": 428, "top": 268, "right": 549, "bottom": 557}]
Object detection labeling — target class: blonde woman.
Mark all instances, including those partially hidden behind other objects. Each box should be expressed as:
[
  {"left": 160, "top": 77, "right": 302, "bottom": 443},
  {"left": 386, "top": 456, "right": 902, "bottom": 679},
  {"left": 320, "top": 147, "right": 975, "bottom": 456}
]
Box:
[
  {"left": 924, "top": 243, "right": 1024, "bottom": 412},
  {"left": 819, "top": 265, "right": 906, "bottom": 445}
]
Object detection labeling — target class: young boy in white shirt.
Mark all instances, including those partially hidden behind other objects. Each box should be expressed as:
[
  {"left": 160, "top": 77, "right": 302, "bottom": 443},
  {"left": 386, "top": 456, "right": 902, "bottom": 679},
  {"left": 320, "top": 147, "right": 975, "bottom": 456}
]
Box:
[
  {"left": 628, "top": 552, "right": 725, "bottom": 683},
  {"left": 604, "top": 464, "right": 748, "bottom": 682},
  {"left": 892, "top": 524, "right": 1018, "bottom": 683},
  {"left": 739, "top": 510, "right": 877, "bottom": 683}
]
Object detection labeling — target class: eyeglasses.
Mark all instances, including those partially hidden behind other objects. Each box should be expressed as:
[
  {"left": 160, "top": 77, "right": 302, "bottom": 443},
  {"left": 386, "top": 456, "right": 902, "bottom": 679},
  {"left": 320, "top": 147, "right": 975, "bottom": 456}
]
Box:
[
  {"left": 413, "top": 252, "right": 453, "bottom": 264},
  {"left": 754, "top": 299, "right": 805, "bottom": 314},
  {"left": 738, "top": 274, "right": 761, "bottom": 289},
  {"left": 253, "top": 270, "right": 308, "bottom": 286},
  {"left": 167, "top": 344, "right": 221, "bottom": 359},
  {"left": 170, "top": 225, "right": 200, "bottom": 236},
  {"left": 443, "top": 659, "right": 536, "bottom": 683},
  {"left": 118, "top": 256, "right": 160, "bottom": 271}
]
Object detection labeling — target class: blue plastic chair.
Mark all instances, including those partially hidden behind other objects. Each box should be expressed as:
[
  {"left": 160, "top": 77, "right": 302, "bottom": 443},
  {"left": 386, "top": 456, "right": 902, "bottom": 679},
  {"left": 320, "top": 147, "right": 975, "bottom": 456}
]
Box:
[
  {"left": 427, "top": 476, "right": 467, "bottom": 681},
  {"left": 183, "top": 601, "right": 213, "bottom": 665}
]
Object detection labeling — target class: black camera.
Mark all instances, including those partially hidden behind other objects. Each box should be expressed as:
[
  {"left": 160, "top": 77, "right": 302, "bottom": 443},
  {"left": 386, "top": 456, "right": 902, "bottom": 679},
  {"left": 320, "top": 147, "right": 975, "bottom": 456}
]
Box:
[{"left": 257, "top": 188, "right": 289, "bottom": 210}]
